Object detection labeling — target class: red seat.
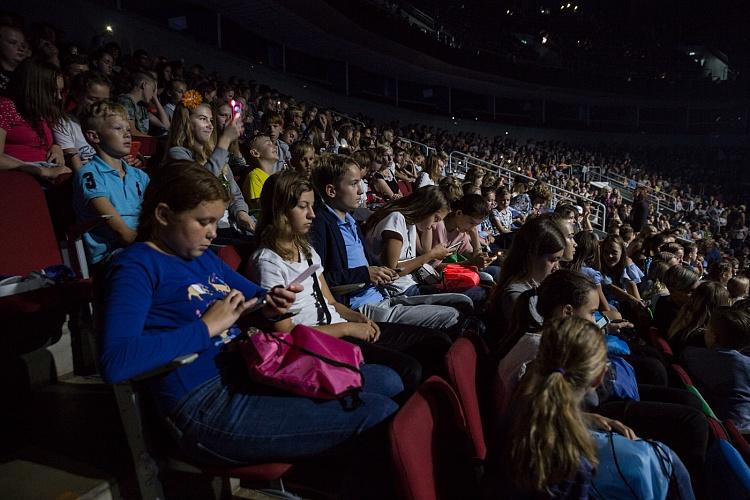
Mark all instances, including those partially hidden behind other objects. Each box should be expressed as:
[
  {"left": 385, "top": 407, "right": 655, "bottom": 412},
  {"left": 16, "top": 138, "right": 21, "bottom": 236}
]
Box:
[
  {"left": 671, "top": 363, "right": 694, "bottom": 386},
  {"left": 0, "top": 171, "right": 91, "bottom": 354},
  {"left": 648, "top": 327, "right": 674, "bottom": 358},
  {"left": 215, "top": 244, "right": 243, "bottom": 271},
  {"left": 726, "top": 420, "right": 750, "bottom": 466},
  {"left": 389, "top": 376, "right": 477, "bottom": 500},
  {"left": 0, "top": 171, "right": 62, "bottom": 276},
  {"left": 445, "top": 337, "right": 487, "bottom": 462},
  {"left": 708, "top": 418, "right": 729, "bottom": 441}
]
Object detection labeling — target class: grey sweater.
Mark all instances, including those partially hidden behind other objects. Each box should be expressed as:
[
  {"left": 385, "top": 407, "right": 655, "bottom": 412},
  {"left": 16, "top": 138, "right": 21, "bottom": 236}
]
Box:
[{"left": 168, "top": 146, "right": 249, "bottom": 218}]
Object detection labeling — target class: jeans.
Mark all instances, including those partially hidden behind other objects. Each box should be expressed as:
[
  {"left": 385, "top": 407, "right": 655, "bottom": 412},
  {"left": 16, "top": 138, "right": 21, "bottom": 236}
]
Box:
[
  {"left": 403, "top": 284, "right": 477, "bottom": 315},
  {"left": 347, "top": 322, "right": 453, "bottom": 400},
  {"left": 170, "top": 363, "right": 402, "bottom": 465},
  {"left": 357, "top": 294, "right": 464, "bottom": 329}
]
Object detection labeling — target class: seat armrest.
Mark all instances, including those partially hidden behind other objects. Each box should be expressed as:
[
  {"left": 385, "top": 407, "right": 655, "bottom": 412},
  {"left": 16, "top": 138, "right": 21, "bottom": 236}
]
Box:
[{"left": 132, "top": 353, "right": 199, "bottom": 382}]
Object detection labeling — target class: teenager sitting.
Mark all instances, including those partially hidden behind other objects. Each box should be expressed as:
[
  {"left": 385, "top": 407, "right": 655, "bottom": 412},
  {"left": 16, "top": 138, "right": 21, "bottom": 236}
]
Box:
[
  {"left": 99, "top": 161, "right": 402, "bottom": 467},
  {"left": 310, "top": 154, "right": 468, "bottom": 330}
]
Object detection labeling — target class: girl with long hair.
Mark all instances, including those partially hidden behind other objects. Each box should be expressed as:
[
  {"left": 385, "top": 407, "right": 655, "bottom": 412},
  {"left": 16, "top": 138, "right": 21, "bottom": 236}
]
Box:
[
  {"left": 567, "top": 231, "right": 620, "bottom": 321},
  {"left": 250, "top": 171, "right": 452, "bottom": 397},
  {"left": 653, "top": 264, "right": 700, "bottom": 334},
  {"left": 99, "top": 161, "right": 402, "bottom": 466},
  {"left": 668, "top": 281, "right": 731, "bottom": 354},
  {"left": 488, "top": 215, "right": 566, "bottom": 336},
  {"left": 599, "top": 234, "right": 646, "bottom": 310},
  {"left": 363, "top": 185, "right": 457, "bottom": 296},
  {"left": 493, "top": 271, "right": 704, "bottom": 492},
  {"left": 166, "top": 96, "right": 254, "bottom": 233},
  {"left": 415, "top": 151, "right": 446, "bottom": 188},
  {"left": 0, "top": 58, "right": 69, "bottom": 179}
]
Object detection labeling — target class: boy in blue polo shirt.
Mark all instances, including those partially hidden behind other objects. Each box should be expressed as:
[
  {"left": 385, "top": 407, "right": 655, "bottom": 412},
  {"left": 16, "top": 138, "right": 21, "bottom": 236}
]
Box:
[{"left": 74, "top": 100, "right": 149, "bottom": 267}]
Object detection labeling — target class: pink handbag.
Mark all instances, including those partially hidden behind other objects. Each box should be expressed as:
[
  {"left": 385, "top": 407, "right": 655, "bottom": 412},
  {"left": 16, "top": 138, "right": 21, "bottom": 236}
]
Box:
[{"left": 238, "top": 324, "right": 364, "bottom": 403}]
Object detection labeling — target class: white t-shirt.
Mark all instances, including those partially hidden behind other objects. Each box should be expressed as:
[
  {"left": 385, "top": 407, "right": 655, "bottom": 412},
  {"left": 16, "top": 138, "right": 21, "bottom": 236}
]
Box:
[
  {"left": 53, "top": 116, "right": 96, "bottom": 163},
  {"left": 497, "top": 332, "right": 541, "bottom": 394},
  {"left": 365, "top": 211, "right": 418, "bottom": 295},
  {"left": 416, "top": 171, "right": 435, "bottom": 188},
  {"left": 251, "top": 247, "right": 345, "bottom": 327}
]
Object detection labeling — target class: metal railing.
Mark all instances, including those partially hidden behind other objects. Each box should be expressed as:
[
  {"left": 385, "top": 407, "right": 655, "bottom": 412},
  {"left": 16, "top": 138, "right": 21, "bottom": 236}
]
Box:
[
  {"left": 447, "top": 151, "right": 608, "bottom": 232},
  {"left": 398, "top": 137, "right": 437, "bottom": 157},
  {"left": 586, "top": 168, "right": 678, "bottom": 215}
]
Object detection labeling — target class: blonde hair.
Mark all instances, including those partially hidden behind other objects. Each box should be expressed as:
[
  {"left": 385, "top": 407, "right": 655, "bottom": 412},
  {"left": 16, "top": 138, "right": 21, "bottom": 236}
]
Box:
[
  {"left": 166, "top": 102, "right": 216, "bottom": 164},
  {"left": 256, "top": 171, "right": 314, "bottom": 261},
  {"left": 81, "top": 100, "right": 129, "bottom": 134},
  {"left": 507, "top": 316, "right": 607, "bottom": 493}
]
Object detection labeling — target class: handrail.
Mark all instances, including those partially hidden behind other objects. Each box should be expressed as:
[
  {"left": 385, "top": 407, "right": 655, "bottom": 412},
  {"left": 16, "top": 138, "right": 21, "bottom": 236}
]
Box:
[
  {"left": 448, "top": 151, "right": 608, "bottom": 232},
  {"left": 586, "top": 168, "right": 677, "bottom": 215},
  {"left": 398, "top": 137, "right": 437, "bottom": 157}
]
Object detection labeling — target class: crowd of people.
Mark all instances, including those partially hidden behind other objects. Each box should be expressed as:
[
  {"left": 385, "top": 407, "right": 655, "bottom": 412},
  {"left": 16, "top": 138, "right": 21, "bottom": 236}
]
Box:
[{"left": 3, "top": 13, "right": 750, "bottom": 499}]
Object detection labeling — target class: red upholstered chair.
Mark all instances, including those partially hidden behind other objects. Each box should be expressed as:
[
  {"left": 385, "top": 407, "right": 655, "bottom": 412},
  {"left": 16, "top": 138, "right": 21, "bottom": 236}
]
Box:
[
  {"left": 215, "top": 244, "right": 243, "bottom": 271},
  {"left": 445, "top": 337, "right": 487, "bottom": 463},
  {"left": 726, "top": 420, "right": 750, "bottom": 466},
  {"left": 0, "top": 171, "right": 92, "bottom": 354},
  {"left": 648, "top": 327, "right": 674, "bottom": 359},
  {"left": 389, "top": 376, "right": 477, "bottom": 500}
]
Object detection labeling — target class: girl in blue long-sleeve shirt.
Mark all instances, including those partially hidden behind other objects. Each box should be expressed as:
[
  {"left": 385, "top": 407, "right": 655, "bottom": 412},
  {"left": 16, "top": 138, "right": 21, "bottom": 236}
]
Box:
[{"left": 99, "top": 160, "right": 402, "bottom": 464}]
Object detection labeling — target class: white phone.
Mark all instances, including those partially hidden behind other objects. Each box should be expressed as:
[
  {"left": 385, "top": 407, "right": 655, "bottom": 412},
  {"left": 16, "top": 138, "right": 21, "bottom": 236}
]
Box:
[{"left": 289, "top": 263, "right": 321, "bottom": 287}]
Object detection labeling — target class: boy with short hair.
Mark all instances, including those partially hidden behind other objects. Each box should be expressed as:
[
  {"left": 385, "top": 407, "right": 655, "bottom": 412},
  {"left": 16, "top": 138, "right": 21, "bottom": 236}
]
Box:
[
  {"left": 309, "top": 153, "right": 465, "bottom": 330},
  {"left": 241, "top": 134, "right": 279, "bottom": 207},
  {"left": 162, "top": 78, "right": 186, "bottom": 120},
  {"left": 0, "top": 24, "right": 27, "bottom": 94},
  {"left": 117, "top": 71, "right": 170, "bottom": 136},
  {"left": 261, "top": 111, "right": 290, "bottom": 172},
  {"left": 728, "top": 276, "right": 750, "bottom": 303},
  {"left": 74, "top": 101, "right": 149, "bottom": 266}
]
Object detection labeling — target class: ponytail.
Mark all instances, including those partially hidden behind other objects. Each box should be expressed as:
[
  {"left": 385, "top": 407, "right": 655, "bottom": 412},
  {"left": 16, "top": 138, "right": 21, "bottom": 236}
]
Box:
[{"left": 505, "top": 316, "right": 607, "bottom": 493}]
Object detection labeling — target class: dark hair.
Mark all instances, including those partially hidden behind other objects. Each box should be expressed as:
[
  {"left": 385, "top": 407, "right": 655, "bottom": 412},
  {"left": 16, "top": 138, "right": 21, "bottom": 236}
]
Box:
[
  {"left": 454, "top": 193, "right": 489, "bottom": 219},
  {"left": 7, "top": 59, "right": 63, "bottom": 134},
  {"left": 70, "top": 71, "right": 111, "bottom": 111},
  {"left": 554, "top": 204, "right": 577, "bottom": 219},
  {"left": 256, "top": 170, "right": 315, "bottom": 261},
  {"left": 708, "top": 261, "right": 733, "bottom": 282},
  {"left": 363, "top": 186, "right": 449, "bottom": 233},
  {"left": 501, "top": 270, "right": 598, "bottom": 357},
  {"left": 661, "top": 242, "right": 683, "bottom": 255},
  {"left": 570, "top": 231, "right": 601, "bottom": 272},
  {"left": 312, "top": 153, "right": 358, "bottom": 199},
  {"left": 620, "top": 224, "right": 634, "bottom": 240},
  {"left": 599, "top": 234, "right": 628, "bottom": 280},
  {"left": 663, "top": 265, "right": 700, "bottom": 293},
  {"left": 137, "top": 160, "right": 230, "bottom": 241},
  {"left": 495, "top": 216, "right": 567, "bottom": 293},
  {"left": 711, "top": 307, "right": 750, "bottom": 352}
]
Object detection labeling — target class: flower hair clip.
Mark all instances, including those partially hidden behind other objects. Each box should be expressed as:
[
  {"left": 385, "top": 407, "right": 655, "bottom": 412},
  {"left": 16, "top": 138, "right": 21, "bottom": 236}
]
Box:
[{"left": 181, "top": 90, "right": 203, "bottom": 110}]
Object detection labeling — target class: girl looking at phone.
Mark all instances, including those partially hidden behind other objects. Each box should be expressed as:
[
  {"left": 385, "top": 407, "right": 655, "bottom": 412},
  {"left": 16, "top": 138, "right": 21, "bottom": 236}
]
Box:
[
  {"left": 250, "top": 171, "right": 453, "bottom": 398},
  {"left": 99, "top": 161, "right": 402, "bottom": 465}
]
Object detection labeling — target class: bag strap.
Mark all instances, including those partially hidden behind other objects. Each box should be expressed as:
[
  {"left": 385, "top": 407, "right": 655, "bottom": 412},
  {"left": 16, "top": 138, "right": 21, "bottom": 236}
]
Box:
[
  {"left": 308, "top": 257, "right": 332, "bottom": 325},
  {"left": 263, "top": 329, "right": 362, "bottom": 375}
]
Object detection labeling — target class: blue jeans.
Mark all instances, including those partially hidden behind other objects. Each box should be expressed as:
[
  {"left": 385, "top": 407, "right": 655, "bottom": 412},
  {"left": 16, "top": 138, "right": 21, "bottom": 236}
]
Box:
[{"left": 170, "top": 364, "right": 402, "bottom": 464}]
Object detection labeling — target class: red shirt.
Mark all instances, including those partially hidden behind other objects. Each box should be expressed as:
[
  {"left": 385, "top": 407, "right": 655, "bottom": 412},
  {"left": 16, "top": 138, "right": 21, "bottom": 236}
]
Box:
[{"left": 0, "top": 97, "right": 53, "bottom": 162}]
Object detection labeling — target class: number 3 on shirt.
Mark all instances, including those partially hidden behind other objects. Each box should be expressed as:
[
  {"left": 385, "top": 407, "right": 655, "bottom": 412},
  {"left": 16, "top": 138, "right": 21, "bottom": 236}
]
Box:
[{"left": 82, "top": 172, "right": 96, "bottom": 190}]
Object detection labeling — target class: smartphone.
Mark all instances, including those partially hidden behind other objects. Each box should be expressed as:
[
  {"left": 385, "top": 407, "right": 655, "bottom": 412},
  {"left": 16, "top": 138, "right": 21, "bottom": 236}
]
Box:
[
  {"left": 595, "top": 313, "right": 609, "bottom": 330},
  {"left": 447, "top": 241, "right": 463, "bottom": 251},
  {"left": 289, "top": 264, "right": 320, "bottom": 287},
  {"left": 230, "top": 99, "right": 243, "bottom": 119},
  {"left": 130, "top": 140, "right": 142, "bottom": 157}
]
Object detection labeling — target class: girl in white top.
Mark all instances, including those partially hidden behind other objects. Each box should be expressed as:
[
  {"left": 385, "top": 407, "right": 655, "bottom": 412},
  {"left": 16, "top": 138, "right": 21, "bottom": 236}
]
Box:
[
  {"left": 363, "top": 185, "right": 454, "bottom": 296},
  {"left": 415, "top": 153, "right": 445, "bottom": 188},
  {"left": 250, "top": 171, "right": 453, "bottom": 396},
  {"left": 250, "top": 171, "right": 379, "bottom": 342}
]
